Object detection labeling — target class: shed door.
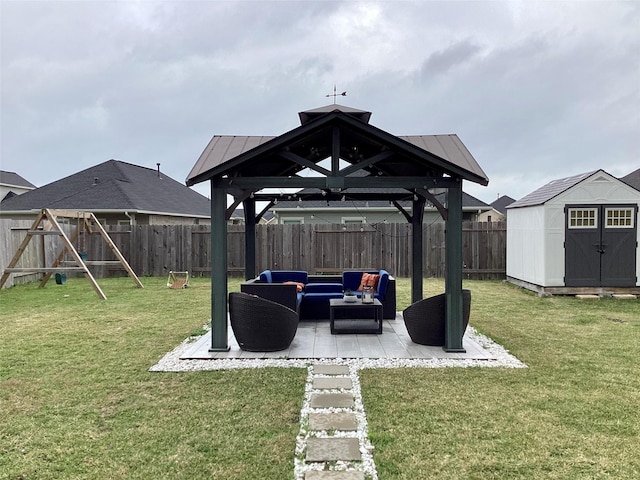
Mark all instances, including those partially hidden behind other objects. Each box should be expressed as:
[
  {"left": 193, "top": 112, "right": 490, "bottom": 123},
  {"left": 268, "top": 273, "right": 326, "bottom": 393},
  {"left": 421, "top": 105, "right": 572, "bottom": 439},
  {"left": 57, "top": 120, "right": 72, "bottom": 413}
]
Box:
[{"left": 565, "top": 204, "right": 638, "bottom": 287}]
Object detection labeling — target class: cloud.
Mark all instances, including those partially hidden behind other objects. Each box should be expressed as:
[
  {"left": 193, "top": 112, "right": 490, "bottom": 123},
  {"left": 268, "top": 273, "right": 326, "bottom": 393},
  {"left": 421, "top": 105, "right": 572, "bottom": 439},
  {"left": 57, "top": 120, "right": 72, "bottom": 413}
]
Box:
[{"left": 1, "top": 0, "right": 638, "bottom": 203}]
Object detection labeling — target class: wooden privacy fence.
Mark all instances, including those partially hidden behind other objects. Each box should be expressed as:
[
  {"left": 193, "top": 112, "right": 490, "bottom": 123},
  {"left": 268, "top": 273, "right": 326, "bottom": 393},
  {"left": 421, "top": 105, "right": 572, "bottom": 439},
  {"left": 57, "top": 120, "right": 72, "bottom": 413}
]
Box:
[{"left": 1, "top": 221, "right": 506, "bottom": 287}]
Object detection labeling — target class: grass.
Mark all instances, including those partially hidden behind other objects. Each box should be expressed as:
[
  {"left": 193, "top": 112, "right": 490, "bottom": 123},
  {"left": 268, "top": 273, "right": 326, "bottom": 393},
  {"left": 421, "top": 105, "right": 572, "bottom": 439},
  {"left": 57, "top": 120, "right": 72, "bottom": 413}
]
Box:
[
  {"left": 1, "top": 276, "right": 639, "bottom": 479},
  {"left": 362, "top": 280, "right": 640, "bottom": 479},
  {"left": 0, "top": 276, "right": 305, "bottom": 480}
]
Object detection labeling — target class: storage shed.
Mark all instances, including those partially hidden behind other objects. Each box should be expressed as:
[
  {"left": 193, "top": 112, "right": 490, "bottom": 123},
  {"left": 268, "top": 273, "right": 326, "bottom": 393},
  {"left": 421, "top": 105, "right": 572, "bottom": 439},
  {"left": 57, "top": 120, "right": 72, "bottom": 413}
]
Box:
[{"left": 506, "top": 170, "right": 640, "bottom": 295}]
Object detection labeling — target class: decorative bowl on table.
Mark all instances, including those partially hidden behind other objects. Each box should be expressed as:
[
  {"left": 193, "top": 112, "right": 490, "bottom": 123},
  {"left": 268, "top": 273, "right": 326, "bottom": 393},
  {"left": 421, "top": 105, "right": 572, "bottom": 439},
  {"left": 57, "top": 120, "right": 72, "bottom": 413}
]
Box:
[{"left": 343, "top": 293, "right": 357, "bottom": 303}]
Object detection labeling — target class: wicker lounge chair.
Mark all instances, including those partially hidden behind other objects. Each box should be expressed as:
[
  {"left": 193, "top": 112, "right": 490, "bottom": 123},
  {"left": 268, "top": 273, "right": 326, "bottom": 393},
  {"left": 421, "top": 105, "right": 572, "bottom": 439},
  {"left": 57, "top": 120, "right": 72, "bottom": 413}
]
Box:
[
  {"left": 228, "top": 292, "right": 299, "bottom": 351},
  {"left": 402, "top": 290, "right": 472, "bottom": 346}
]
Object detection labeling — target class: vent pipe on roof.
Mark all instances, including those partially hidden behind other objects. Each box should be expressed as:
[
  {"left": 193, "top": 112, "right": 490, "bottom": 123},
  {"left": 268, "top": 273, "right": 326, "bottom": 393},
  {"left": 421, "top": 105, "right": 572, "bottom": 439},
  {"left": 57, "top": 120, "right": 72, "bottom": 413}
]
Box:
[
  {"left": 156, "top": 163, "right": 161, "bottom": 179},
  {"left": 92, "top": 177, "right": 99, "bottom": 186}
]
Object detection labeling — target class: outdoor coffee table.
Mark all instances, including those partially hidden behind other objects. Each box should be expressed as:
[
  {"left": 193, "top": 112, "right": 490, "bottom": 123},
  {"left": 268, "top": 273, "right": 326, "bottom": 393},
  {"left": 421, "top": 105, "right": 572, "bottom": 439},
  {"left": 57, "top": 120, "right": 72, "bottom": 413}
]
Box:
[{"left": 329, "top": 298, "right": 383, "bottom": 334}]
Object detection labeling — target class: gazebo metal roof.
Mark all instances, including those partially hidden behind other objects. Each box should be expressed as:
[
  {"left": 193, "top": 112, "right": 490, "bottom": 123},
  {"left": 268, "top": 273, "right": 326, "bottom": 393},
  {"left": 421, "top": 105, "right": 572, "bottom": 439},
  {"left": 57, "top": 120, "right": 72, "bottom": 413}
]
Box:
[{"left": 187, "top": 104, "right": 489, "bottom": 353}]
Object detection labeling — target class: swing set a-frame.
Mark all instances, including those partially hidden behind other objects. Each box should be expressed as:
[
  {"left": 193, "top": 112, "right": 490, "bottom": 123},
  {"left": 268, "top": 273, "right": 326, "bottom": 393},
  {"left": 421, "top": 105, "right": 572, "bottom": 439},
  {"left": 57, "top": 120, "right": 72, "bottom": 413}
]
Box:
[{"left": 0, "top": 209, "right": 143, "bottom": 299}]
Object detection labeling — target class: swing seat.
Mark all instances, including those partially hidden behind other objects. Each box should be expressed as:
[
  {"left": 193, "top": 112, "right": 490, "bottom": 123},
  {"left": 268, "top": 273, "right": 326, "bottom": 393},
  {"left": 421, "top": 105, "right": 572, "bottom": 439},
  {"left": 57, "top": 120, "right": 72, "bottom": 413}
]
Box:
[{"left": 167, "top": 271, "right": 189, "bottom": 289}]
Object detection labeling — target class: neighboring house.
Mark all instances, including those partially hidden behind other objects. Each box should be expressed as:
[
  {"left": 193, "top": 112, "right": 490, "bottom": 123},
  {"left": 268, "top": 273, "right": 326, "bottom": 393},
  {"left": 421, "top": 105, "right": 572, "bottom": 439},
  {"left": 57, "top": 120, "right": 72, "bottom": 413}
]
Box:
[
  {"left": 0, "top": 171, "right": 36, "bottom": 202},
  {"left": 506, "top": 169, "right": 640, "bottom": 294},
  {"left": 0, "top": 160, "right": 211, "bottom": 225},
  {"left": 271, "top": 188, "right": 491, "bottom": 225},
  {"left": 477, "top": 195, "right": 515, "bottom": 222},
  {"left": 228, "top": 208, "right": 275, "bottom": 225},
  {"left": 621, "top": 167, "right": 640, "bottom": 190}
]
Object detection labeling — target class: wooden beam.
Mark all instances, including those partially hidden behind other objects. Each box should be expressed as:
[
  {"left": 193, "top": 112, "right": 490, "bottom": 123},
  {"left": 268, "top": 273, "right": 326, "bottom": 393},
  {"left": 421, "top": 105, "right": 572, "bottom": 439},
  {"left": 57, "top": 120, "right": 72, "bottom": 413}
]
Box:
[
  {"left": 5, "top": 267, "right": 86, "bottom": 273},
  {"left": 444, "top": 184, "right": 465, "bottom": 352},
  {"left": 216, "top": 176, "right": 459, "bottom": 189},
  {"left": 331, "top": 126, "right": 340, "bottom": 174},
  {"left": 88, "top": 213, "right": 143, "bottom": 289},
  {"left": 26, "top": 230, "right": 63, "bottom": 235},
  {"left": 39, "top": 209, "right": 107, "bottom": 299},
  {"left": 0, "top": 210, "right": 46, "bottom": 289},
  {"left": 340, "top": 150, "right": 395, "bottom": 176},
  {"left": 243, "top": 198, "right": 256, "bottom": 280},
  {"left": 411, "top": 197, "right": 426, "bottom": 303},
  {"left": 278, "top": 150, "right": 331, "bottom": 176},
  {"left": 210, "top": 182, "right": 230, "bottom": 351},
  {"left": 47, "top": 209, "right": 91, "bottom": 219}
]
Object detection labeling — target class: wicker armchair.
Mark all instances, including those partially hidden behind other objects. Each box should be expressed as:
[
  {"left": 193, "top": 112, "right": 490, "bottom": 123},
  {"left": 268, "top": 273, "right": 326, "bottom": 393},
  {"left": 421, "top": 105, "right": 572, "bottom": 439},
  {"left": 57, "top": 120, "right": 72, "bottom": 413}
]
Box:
[
  {"left": 228, "top": 292, "right": 299, "bottom": 351},
  {"left": 402, "top": 290, "right": 472, "bottom": 346}
]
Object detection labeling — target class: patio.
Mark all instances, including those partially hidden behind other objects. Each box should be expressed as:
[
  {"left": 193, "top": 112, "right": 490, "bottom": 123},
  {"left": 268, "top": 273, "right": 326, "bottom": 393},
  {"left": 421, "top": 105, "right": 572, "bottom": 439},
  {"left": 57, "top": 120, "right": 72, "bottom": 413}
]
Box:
[{"left": 179, "top": 314, "right": 497, "bottom": 361}]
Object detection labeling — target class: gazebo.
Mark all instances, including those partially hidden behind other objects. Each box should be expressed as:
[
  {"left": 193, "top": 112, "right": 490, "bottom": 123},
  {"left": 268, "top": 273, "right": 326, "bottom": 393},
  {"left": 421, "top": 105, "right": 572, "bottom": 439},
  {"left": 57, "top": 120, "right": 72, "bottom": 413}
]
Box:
[{"left": 186, "top": 104, "right": 489, "bottom": 352}]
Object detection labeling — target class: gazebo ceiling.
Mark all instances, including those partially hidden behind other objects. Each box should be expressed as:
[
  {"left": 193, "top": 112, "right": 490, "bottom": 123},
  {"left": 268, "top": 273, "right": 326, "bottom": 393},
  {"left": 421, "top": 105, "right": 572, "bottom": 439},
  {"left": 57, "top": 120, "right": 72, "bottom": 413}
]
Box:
[{"left": 186, "top": 105, "right": 489, "bottom": 198}]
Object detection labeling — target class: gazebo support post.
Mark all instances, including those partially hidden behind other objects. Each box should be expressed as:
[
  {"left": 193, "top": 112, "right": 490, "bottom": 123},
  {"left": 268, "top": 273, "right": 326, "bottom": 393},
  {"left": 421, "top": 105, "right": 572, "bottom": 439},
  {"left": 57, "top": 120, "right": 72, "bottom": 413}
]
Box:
[
  {"left": 444, "top": 181, "right": 465, "bottom": 352},
  {"left": 210, "top": 182, "right": 230, "bottom": 352},
  {"left": 411, "top": 195, "right": 426, "bottom": 303},
  {"left": 243, "top": 197, "right": 256, "bottom": 280}
]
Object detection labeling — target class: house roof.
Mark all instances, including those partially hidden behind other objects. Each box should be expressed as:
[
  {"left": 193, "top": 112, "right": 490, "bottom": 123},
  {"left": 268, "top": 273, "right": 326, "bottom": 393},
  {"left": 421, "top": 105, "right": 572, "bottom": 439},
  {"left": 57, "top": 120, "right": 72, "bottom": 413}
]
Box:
[
  {"left": 490, "top": 195, "right": 516, "bottom": 214},
  {"left": 186, "top": 104, "right": 489, "bottom": 189},
  {"left": 0, "top": 170, "right": 36, "bottom": 189},
  {"left": 621, "top": 168, "right": 640, "bottom": 190},
  {"left": 0, "top": 160, "right": 210, "bottom": 217}
]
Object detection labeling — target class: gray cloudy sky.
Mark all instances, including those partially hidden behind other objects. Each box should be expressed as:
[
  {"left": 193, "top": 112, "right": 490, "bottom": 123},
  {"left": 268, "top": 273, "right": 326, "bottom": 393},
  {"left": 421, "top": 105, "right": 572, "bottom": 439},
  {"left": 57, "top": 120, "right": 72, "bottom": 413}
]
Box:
[{"left": 1, "top": 0, "right": 638, "bottom": 203}]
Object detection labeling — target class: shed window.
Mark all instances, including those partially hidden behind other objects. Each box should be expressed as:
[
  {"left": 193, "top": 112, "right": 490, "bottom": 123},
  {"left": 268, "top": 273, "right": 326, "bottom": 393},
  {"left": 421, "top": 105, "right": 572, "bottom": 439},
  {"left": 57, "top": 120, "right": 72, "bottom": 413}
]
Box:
[
  {"left": 605, "top": 208, "right": 634, "bottom": 228},
  {"left": 568, "top": 208, "right": 597, "bottom": 228},
  {"left": 282, "top": 218, "right": 303, "bottom": 225}
]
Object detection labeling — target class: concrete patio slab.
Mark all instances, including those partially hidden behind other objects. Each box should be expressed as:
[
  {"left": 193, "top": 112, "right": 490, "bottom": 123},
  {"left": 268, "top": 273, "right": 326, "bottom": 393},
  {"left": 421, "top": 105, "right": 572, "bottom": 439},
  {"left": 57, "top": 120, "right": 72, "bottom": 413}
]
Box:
[{"left": 179, "top": 316, "right": 497, "bottom": 361}]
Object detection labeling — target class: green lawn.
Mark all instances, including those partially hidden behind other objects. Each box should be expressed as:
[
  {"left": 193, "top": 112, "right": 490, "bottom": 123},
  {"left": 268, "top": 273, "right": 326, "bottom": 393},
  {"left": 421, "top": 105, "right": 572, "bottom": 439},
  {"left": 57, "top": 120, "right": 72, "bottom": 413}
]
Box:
[
  {"left": 363, "top": 280, "right": 640, "bottom": 479},
  {"left": 1, "top": 276, "right": 639, "bottom": 479}
]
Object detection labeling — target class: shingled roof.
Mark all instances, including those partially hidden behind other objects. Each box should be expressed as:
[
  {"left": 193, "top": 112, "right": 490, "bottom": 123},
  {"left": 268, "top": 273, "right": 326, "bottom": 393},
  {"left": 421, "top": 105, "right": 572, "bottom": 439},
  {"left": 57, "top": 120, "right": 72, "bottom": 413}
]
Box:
[
  {"left": 0, "top": 171, "right": 36, "bottom": 189},
  {"left": 490, "top": 195, "right": 515, "bottom": 214},
  {"left": 0, "top": 160, "right": 210, "bottom": 217},
  {"left": 621, "top": 168, "right": 640, "bottom": 191}
]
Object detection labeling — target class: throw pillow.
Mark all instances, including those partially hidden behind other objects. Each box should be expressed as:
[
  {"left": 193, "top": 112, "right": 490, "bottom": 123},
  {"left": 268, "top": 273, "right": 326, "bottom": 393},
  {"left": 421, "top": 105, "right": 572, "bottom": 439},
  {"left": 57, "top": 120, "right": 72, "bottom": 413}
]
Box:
[
  {"left": 357, "top": 273, "right": 380, "bottom": 292},
  {"left": 283, "top": 281, "right": 304, "bottom": 292}
]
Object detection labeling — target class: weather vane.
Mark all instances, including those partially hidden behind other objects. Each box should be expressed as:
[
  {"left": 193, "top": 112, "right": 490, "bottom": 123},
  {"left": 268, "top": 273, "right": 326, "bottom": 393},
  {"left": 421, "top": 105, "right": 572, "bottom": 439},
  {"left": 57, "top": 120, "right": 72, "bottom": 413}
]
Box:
[{"left": 325, "top": 85, "right": 346, "bottom": 104}]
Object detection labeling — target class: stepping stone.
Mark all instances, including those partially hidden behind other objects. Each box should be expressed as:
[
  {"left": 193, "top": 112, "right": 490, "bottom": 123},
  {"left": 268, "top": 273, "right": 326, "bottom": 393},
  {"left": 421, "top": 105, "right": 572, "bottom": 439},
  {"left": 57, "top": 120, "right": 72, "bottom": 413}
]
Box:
[
  {"left": 305, "top": 471, "right": 365, "bottom": 480},
  {"left": 310, "top": 393, "right": 354, "bottom": 408},
  {"left": 612, "top": 294, "right": 637, "bottom": 299},
  {"left": 309, "top": 412, "right": 358, "bottom": 431},
  {"left": 576, "top": 294, "right": 599, "bottom": 299},
  {"left": 306, "top": 438, "right": 361, "bottom": 462},
  {"left": 313, "top": 377, "right": 353, "bottom": 390},
  {"left": 314, "top": 365, "right": 350, "bottom": 375}
]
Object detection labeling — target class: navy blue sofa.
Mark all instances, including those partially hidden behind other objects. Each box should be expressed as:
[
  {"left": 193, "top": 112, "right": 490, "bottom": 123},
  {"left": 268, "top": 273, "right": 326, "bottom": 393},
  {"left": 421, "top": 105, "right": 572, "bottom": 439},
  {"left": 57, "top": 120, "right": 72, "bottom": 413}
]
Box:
[{"left": 241, "top": 269, "right": 396, "bottom": 320}]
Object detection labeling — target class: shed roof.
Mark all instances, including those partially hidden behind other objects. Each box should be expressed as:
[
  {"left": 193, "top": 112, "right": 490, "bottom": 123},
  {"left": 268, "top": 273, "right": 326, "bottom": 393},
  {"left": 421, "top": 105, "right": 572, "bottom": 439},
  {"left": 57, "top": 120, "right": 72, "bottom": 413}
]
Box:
[
  {"left": 0, "top": 160, "right": 210, "bottom": 217},
  {"left": 508, "top": 170, "right": 599, "bottom": 209}
]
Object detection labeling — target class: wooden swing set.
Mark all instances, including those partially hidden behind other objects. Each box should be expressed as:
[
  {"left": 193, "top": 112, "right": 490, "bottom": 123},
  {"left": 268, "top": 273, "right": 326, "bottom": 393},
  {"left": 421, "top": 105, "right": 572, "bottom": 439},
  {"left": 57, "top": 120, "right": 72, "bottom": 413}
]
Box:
[{"left": 0, "top": 209, "right": 143, "bottom": 299}]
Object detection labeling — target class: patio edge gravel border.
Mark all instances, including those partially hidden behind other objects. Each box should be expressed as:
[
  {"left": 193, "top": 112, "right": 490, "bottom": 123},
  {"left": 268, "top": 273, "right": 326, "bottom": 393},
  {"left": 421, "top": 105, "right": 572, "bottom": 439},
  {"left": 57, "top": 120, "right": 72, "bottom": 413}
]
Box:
[{"left": 148, "top": 327, "right": 527, "bottom": 372}]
